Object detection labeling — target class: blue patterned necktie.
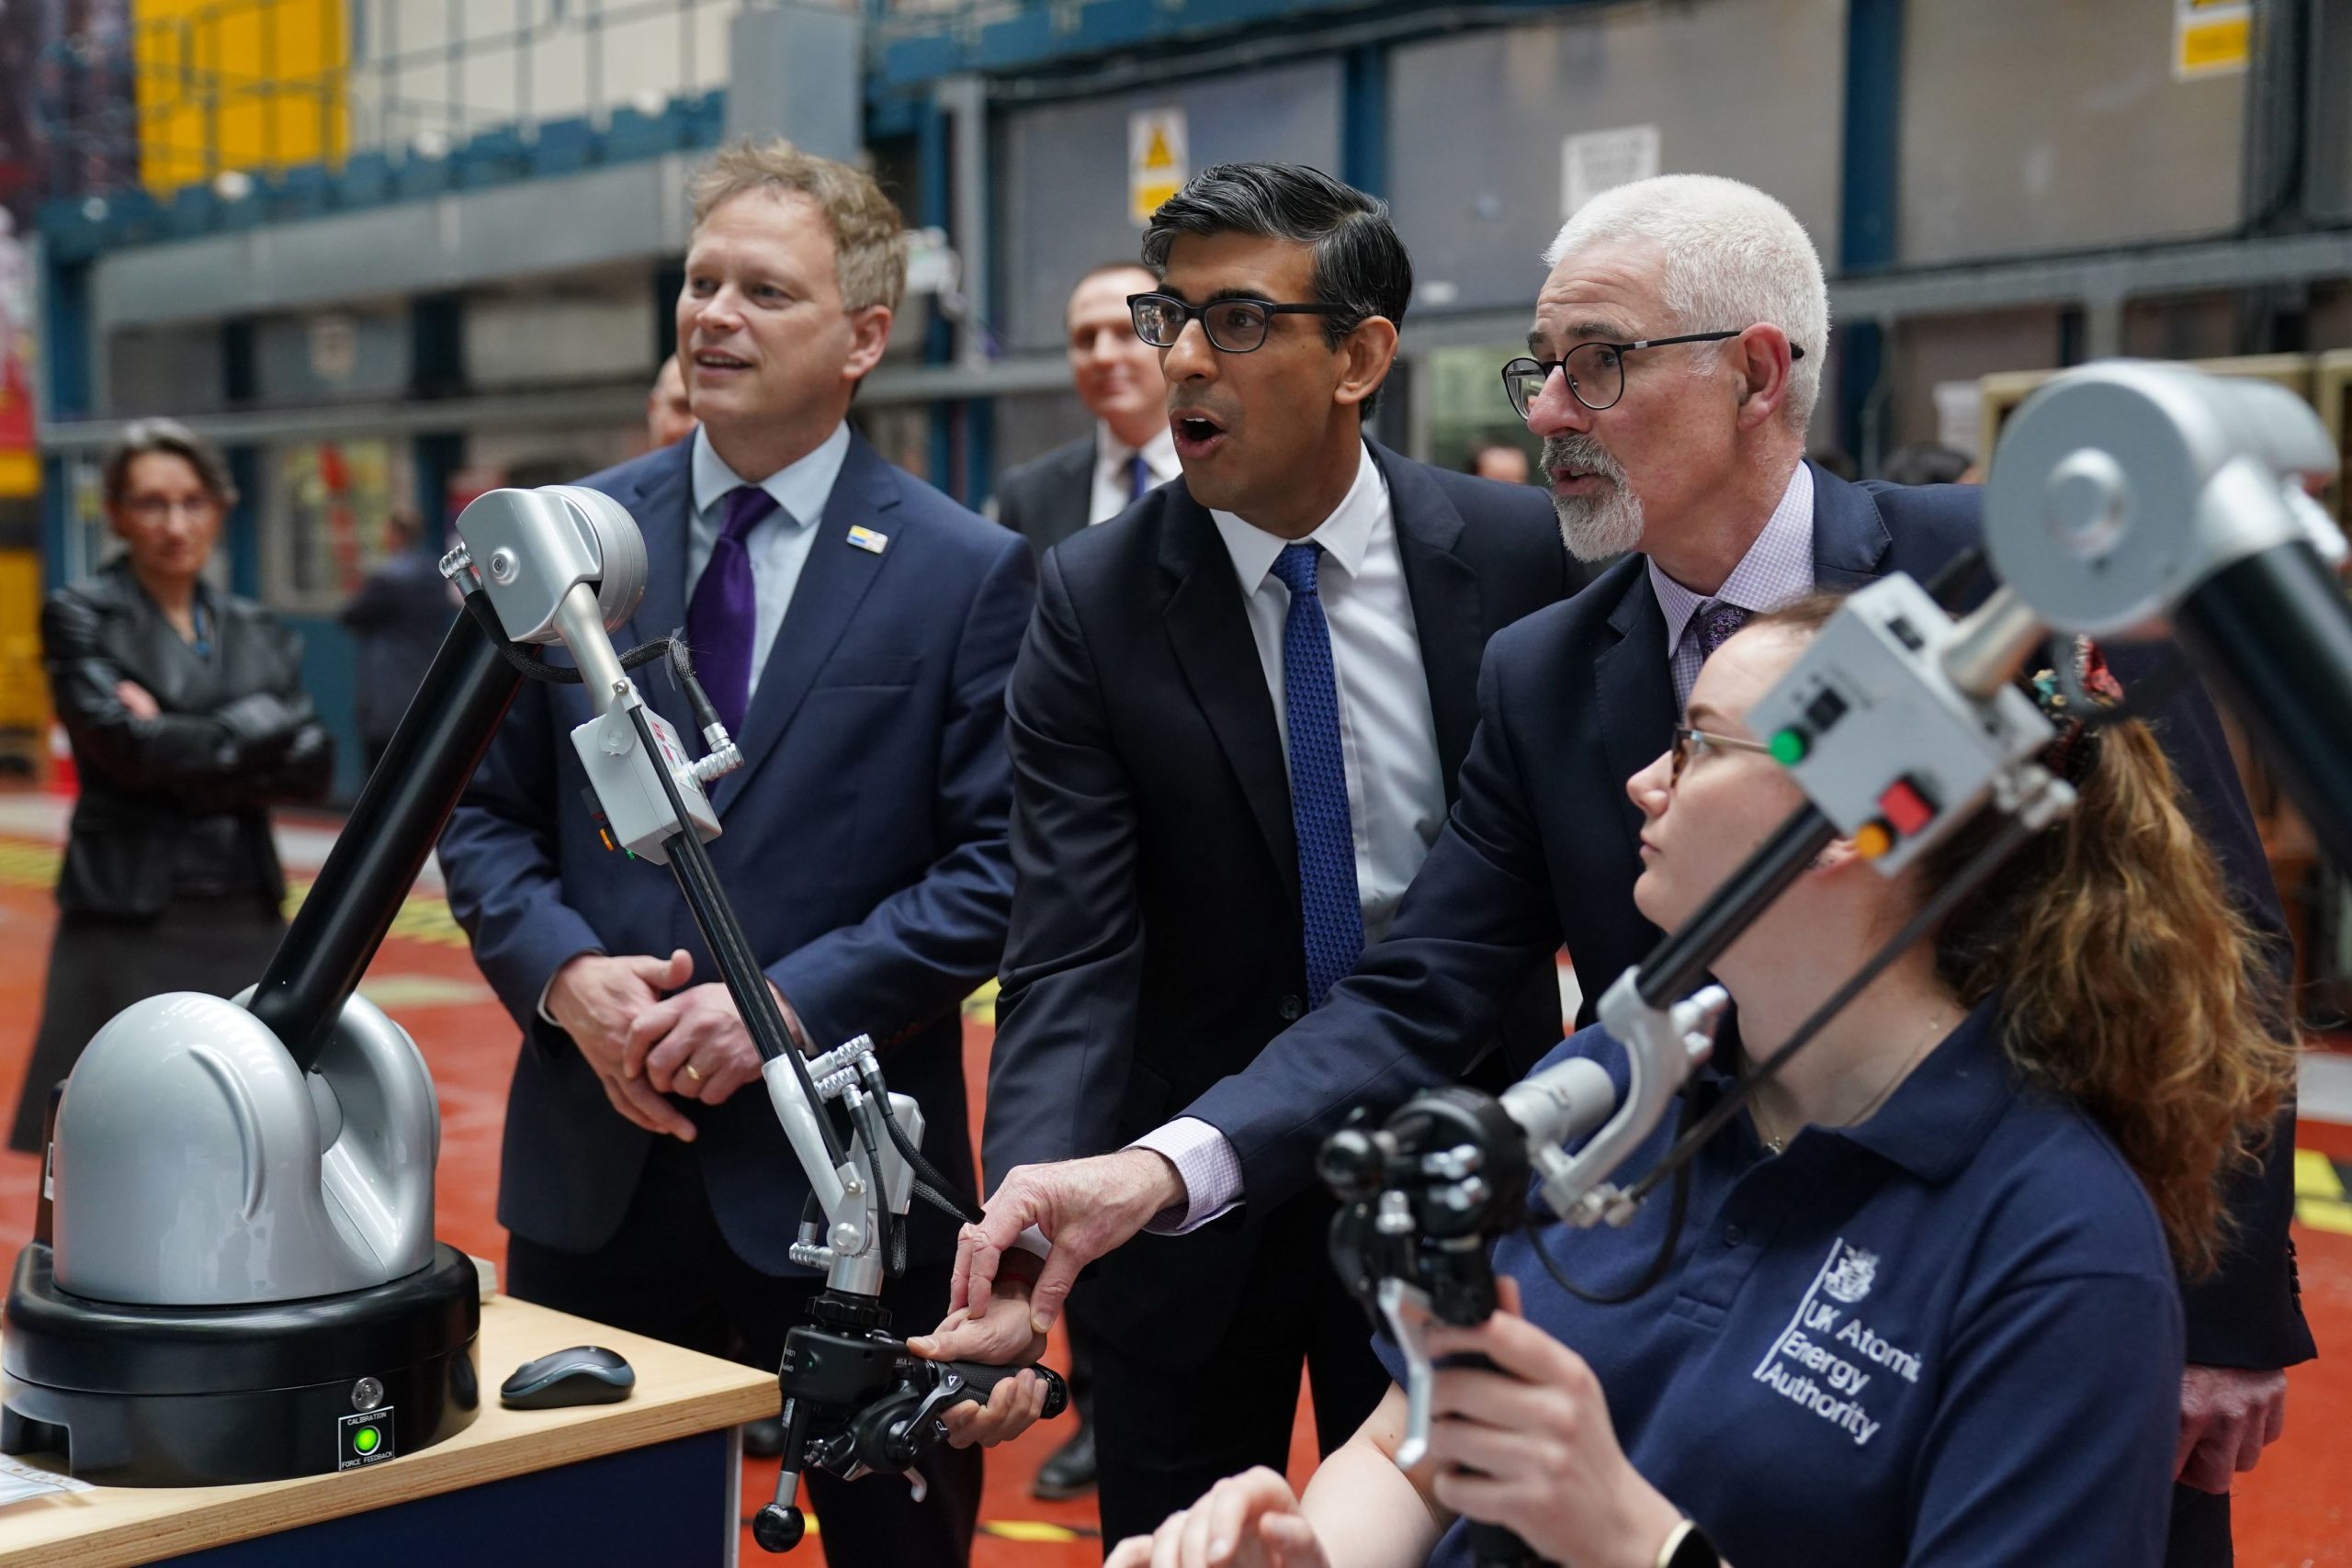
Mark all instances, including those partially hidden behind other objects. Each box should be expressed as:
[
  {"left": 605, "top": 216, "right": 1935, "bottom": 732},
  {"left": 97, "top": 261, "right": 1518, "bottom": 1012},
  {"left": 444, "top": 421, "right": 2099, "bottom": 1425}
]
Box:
[
  {"left": 1269, "top": 543, "right": 1364, "bottom": 1008},
  {"left": 686, "top": 485, "right": 780, "bottom": 733},
  {"left": 1128, "top": 452, "right": 1152, "bottom": 502},
  {"left": 1697, "top": 599, "right": 1750, "bottom": 660}
]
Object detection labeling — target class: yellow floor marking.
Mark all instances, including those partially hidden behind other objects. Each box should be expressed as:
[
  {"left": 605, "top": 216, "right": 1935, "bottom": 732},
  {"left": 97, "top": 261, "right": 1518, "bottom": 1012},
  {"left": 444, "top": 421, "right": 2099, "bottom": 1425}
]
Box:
[
  {"left": 2295, "top": 1147, "right": 2346, "bottom": 1201},
  {"left": 2296, "top": 1149, "right": 2352, "bottom": 1234},
  {"left": 981, "top": 1520, "right": 1087, "bottom": 1542}
]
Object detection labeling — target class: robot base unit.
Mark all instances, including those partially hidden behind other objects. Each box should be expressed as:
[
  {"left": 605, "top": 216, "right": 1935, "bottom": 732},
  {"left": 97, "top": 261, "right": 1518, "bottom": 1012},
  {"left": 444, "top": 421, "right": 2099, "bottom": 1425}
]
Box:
[{"left": 0, "top": 991, "right": 481, "bottom": 1485}]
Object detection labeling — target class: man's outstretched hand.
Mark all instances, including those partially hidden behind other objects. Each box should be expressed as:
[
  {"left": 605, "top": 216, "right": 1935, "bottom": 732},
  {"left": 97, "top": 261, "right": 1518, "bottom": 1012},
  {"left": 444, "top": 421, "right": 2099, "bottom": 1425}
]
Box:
[
  {"left": 952, "top": 1148, "right": 1187, "bottom": 1333},
  {"left": 909, "top": 1279, "right": 1055, "bottom": 1450}
]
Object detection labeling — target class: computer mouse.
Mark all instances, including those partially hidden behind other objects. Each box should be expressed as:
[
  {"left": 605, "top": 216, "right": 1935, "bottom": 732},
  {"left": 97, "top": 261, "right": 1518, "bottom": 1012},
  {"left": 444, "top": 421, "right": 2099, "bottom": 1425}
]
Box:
[{"left": 500, "top": 1345, "right": 637, "bottom": 1409}]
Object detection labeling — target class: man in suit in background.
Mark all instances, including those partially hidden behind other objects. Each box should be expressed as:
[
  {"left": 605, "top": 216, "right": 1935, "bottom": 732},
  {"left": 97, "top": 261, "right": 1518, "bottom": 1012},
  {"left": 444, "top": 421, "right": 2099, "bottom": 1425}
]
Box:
[
  {"left": 962, "top": 163, "right": 1571, "bottom": 1547},
  {"left": 439, "top": 139, "right": 1035, "bottom": 1568},
  {"left": 956, "top": 173, "right": 2309, "bottom": 1566},
  {"left": 994, "top": 262, "right": 1179, "bottom": 561},
  {"left": 645, "top": 355, "right": 695, "bottom": 450}
]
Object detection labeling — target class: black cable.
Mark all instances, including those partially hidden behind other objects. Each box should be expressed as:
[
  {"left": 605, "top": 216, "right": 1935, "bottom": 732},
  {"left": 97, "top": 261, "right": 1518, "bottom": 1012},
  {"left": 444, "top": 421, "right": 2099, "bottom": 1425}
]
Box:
[
  {"left": 851, "top": 1108, "right": 903, "bottom": 1281},
  {"left": 626, "top": 700, "right": 846, "bottom": 1169},
  {"left": 876, "top": 1094, "right": 986, "bottom": 1225},
  {"left": 1522, "top": 1085, "right": 1700, "bottom": 1307},
  {"left": 667, "top": 631, "right": 728, "bottom": 738},
  {"left": 911, "top": 1179, "right": 971, "bottom": 1224},
  {"left": 460, "top": 586, "right": 674, "bottom": 684}
]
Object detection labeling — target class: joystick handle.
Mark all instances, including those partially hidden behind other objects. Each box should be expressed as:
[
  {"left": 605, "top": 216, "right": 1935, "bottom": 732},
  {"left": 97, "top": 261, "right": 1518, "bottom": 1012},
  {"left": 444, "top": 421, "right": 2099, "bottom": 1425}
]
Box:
[{"left": 935, "top": 1359, "right": 1069, "bottom": 1419}]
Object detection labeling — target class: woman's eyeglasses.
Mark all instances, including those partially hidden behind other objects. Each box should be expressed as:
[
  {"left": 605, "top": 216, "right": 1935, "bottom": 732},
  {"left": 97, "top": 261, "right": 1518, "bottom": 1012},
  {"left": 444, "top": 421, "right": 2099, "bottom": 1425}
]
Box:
[{"left": 1669, "top": 725, "right": 1773, "bottom": 786}]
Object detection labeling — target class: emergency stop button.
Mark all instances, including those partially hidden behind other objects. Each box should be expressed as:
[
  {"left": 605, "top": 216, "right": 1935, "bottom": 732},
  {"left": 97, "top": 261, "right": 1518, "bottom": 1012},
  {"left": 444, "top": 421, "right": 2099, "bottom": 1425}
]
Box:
[{"left": 1878, "top": 776, "right": 1937, "bottom": 838}]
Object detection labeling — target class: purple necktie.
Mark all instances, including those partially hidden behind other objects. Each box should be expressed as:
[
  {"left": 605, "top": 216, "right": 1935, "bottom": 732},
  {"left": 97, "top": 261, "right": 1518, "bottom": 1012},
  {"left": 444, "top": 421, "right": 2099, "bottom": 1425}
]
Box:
[
  {"left": 686, "top": 485, "right": 779, "bottom": 733},
  {"left": 1697, "top": 600, "right": 1750, "bottom": 661}
]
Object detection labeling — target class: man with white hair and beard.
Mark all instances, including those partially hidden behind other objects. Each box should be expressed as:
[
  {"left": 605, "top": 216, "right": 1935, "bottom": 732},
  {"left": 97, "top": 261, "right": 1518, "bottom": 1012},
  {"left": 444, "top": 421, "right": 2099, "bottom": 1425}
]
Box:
[{"left": 948, "top": 173, "right": 2308, "bottom": 1566}]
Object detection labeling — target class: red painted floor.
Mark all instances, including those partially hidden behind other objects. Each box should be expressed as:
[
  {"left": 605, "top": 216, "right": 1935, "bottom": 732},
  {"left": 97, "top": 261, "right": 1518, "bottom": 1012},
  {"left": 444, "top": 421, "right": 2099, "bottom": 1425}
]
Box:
[{"left": 0, "top": 797, "right": 2341, "bottom": 1563}]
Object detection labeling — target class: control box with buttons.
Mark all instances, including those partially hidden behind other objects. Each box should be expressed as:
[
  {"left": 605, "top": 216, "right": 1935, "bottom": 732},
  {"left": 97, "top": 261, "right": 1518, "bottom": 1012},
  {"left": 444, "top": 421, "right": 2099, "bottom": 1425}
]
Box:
[{"left": 1745, "top": 575, "right": 2057, "bottom": 874}]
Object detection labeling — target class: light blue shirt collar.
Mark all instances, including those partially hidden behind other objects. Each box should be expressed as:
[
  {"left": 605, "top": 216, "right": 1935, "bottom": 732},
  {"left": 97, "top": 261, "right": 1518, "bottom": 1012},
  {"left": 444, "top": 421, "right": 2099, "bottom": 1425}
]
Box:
[{"left": 690, "top": 420, "right": 854, "bottom": 526}]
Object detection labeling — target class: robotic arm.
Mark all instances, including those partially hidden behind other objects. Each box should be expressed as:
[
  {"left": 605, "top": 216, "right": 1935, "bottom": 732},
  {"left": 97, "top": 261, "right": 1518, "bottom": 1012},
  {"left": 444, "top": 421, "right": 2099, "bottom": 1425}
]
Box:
[
  {"left": 1319, "top": 362, "right": 2347, "bottom": 1568},
  {"left": 440, "top": 487, "right": 1064, "bottom": 1552}
]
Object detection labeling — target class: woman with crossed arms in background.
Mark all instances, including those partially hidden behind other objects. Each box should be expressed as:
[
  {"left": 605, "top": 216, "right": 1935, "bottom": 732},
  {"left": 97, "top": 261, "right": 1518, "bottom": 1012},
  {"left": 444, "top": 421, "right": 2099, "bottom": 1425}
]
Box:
[
  {"left": 1105, "top": 596, "right": 2296, "bottom": 1568},
  {"left": 9, "top": 420, "right": 334, "bottom": 1154}
]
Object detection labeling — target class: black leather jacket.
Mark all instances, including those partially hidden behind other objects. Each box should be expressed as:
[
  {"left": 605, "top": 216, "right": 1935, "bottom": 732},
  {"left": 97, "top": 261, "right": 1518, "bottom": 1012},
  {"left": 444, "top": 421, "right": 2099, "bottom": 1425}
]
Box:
[{"left": 44, "top": 562, "right": 334, "bottom": 917}]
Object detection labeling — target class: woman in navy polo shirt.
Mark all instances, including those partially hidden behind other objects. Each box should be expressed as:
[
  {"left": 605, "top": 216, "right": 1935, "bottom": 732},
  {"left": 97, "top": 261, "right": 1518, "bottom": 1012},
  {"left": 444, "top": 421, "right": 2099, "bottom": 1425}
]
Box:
[{"left": 1109, "top": 600, "right": 2296, "bottom": 1568}]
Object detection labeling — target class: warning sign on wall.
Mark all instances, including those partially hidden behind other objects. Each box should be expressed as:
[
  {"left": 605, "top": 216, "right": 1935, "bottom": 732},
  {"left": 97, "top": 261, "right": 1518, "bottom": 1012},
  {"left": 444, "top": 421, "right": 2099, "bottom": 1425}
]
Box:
[
  {"left": 1561, "top": 125, "right": 1660, "bottom": 220},
  {"left": 1129, "top": 108, "right": 1188, "bottom": 226},
  {"left": 2174, "top": 0, "right": 2250, "bottom": 81}
]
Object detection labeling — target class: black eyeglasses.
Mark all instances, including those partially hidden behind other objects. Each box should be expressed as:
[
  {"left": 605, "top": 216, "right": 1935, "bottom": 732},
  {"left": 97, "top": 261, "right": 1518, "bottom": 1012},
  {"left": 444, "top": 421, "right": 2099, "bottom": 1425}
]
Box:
[
  {"left": 1669, "top": 724, "right": 1773, "bottom": 787},
  {"left": 1128, "top": 292, "right": 1349, "bottom": 355},
  {"left": 1500, "top": 331, "right": 1805, "bottom": 418}
]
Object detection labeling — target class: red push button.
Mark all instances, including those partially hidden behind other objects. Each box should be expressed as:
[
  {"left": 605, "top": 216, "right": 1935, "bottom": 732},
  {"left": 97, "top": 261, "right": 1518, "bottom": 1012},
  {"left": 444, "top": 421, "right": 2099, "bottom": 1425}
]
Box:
[{"left": 1877, "top": 777, "right": 1936, "bottom": 838}]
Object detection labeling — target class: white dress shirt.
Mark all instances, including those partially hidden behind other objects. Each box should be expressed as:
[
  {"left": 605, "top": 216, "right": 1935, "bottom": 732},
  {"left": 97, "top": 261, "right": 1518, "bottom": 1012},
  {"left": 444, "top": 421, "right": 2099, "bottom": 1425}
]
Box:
[
  {"left": 1086, "top": 423, "right": 1181, "bottom": 526},
  {"left": 1131, "top": 441, "right": 1446, "bottom": 1229},
  {"left": 1206, "top": 442, "right": 1446, "bottom": 944},
  {"left": 686, "top": 420, "right": 854, "bottom": 703}
]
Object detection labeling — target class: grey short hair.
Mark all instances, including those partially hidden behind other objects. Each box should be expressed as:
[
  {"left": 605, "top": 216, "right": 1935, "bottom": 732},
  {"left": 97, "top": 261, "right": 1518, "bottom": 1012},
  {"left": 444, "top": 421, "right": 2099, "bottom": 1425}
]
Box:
[{"left": 1543, "top": 175, "right": 1828, "bottom": 433}]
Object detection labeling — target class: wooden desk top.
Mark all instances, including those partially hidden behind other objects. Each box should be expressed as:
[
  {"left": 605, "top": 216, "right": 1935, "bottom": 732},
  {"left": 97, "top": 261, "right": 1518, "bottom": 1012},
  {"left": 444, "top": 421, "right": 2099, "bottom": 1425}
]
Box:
[{"left": 0, "top": 1294, "right": 778, "bottom": 1567}]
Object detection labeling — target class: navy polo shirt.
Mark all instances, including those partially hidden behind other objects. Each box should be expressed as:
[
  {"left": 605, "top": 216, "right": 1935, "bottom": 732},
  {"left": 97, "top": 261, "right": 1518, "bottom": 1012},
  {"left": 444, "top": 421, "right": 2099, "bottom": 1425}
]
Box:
[{"left": 1377, "top": 1007, "right": 2183, "bottom": 1568}]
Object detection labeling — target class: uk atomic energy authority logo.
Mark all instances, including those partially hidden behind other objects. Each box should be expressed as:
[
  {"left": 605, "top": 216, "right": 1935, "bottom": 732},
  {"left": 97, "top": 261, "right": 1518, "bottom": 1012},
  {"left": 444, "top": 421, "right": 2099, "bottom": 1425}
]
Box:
[
  {"left": 1751, "top": 1236, "right": 1920, "bottom": 1448},
  {"left": 1822, "top": 1243, "right": 1878, "bottom": 1303}
]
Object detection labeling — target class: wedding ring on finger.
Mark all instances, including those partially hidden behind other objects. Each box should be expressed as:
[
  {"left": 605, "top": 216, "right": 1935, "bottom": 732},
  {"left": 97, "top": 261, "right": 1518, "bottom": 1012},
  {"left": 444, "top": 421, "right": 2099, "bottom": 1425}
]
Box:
[{"left": 682, "top": 1062, "right": 706, "bottom": 1085}]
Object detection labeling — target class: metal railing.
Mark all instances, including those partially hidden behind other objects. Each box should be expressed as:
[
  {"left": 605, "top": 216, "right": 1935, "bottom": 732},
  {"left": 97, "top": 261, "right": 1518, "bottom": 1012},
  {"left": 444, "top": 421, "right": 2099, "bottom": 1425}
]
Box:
[{"left": 28, "top": 0, "right": 800, "bottom": 200}]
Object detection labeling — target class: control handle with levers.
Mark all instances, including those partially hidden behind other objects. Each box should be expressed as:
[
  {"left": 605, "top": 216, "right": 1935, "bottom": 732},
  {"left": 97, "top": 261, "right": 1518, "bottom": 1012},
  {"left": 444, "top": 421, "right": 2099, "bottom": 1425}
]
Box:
[{"left": 750, "top": 1300, "right": 1069, "bottom": 1551}]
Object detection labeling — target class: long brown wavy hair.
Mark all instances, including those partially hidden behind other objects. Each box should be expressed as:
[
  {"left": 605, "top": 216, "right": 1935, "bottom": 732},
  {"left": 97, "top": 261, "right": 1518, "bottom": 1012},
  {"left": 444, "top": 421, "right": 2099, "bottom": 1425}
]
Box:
[{"left": 1755, "top": 596, "right": 2298, "bottom": 1277}]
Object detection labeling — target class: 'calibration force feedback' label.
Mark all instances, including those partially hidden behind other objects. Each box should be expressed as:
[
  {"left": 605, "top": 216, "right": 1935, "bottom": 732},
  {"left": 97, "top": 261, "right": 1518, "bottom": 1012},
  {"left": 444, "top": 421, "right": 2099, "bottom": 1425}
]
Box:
[{"left": 337, "top": 1409, "right": 396, "bottom": 1471}]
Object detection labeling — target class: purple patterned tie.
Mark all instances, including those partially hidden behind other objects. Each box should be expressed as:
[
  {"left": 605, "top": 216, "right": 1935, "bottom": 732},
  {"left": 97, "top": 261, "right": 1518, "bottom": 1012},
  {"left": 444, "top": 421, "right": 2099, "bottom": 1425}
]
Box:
[
  {"left": 686, "top": 485, "right": 779, "bottom": 733},
  {"left": 1697, "top": 600, "right": 1750, "bottom": 661}
]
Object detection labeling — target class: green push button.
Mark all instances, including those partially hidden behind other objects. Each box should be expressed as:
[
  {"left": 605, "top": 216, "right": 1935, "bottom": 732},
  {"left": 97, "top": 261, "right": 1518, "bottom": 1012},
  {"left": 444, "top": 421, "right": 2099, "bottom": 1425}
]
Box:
[
  {"left": 1769, "top": 728, "right": 1809, "bottom": 766},
  {"left": 354, "top": 1426, "right": 380, "bottom": 1455}
]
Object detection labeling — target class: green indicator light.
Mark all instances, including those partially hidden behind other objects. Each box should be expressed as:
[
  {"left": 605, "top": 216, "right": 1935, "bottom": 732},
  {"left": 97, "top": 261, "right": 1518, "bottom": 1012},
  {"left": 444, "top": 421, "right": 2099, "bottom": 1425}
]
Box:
[
  {"left": 354, "top": 1426, "right": 379, "bottom": 1454},
  {"left": 1769, "top": 728, "right": 1808, "bottom": 766}
]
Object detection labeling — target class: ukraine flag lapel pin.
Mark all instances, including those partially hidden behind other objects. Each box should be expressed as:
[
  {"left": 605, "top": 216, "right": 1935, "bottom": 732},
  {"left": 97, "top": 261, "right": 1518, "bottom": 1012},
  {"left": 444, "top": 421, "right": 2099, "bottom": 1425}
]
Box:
[{"left": 846, "top": 525, "right": 890, "bottom": 555}]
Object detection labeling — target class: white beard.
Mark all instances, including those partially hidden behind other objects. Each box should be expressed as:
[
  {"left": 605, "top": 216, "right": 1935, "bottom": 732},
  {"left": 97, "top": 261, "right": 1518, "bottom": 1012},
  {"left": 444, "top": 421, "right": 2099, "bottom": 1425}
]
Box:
[{"left": 1544, "top": 435, "right": 1645, "bottom": 561}]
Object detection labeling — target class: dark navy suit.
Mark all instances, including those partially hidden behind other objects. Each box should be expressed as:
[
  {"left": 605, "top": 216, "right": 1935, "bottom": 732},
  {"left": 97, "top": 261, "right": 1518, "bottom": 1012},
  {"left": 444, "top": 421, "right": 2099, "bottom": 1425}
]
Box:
[
  {"left": 1183, "top": 465, "right": 2311, "bottom": 1556},
  {"left": 440, "top": 431, "right": 1031, "bottom": 1564},
  {"left": 983, "top": 443, "right": 1572, "bottom": 1543}
]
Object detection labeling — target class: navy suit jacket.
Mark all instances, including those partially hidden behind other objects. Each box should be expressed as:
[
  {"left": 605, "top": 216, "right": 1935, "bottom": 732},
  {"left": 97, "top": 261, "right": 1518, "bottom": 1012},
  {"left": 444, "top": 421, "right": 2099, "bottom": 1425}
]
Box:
[
  {"left": 984, "top": 444, "right": 1574, "bottom": 1367},
  {"left": 440, "top": 432, "right": 1034, "bottom": 1274},
  {"left": 1186, "top": 464, "right": 2313, "bottom": 1371},
  {"left": 993, "top": 434, "right": 1097, "bottom": 561}
]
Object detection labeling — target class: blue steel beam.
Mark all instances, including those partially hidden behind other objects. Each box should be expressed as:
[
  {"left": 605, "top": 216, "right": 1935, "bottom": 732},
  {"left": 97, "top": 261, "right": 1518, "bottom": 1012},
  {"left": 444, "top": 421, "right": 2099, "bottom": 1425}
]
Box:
[
  {"left": 1342, "top": 43, "right": 1389, "bottom": 197},
  {"left": 917, "top": 98, "right": 956, "bottom": 492},
  {"left": 875, "top": 0, "right": 1573, "bottom": 91},
  {"left": 1836, "top": 0, "right": 1903, "bottom": 471}
]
